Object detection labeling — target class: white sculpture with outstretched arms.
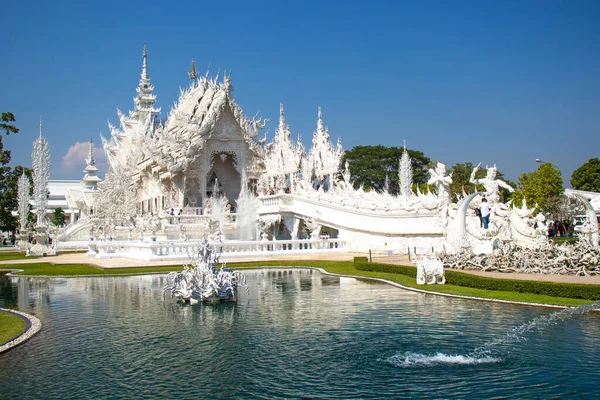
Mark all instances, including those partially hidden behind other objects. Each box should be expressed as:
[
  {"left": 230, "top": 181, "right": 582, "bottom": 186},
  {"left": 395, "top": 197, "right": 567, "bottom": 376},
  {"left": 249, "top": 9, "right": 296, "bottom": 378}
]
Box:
[{"left": 470, "top": 162, "right": 514, "bottom": 203}]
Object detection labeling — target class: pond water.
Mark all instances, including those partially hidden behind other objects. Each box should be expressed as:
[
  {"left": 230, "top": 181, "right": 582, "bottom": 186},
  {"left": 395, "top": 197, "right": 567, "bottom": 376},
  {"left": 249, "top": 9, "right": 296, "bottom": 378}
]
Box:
[{"left": 1, "top": 269, "right": 599, "bottom": 399}]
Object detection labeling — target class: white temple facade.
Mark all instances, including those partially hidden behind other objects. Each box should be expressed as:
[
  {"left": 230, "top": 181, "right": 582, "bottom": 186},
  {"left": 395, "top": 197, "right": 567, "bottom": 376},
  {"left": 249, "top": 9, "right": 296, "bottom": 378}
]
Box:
[
  {"left": 48, "top": 47, "right": 598, "bottom": 259},
  {"left": 101, "top": 48, "right": 274, "bottom": 215}
]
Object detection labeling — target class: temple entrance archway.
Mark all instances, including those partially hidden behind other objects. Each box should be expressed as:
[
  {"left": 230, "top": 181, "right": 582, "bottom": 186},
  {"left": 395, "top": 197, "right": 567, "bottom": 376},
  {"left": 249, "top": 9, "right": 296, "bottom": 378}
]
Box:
[{"left": 206, "top": 152, "right": 241, "bottom": 211}]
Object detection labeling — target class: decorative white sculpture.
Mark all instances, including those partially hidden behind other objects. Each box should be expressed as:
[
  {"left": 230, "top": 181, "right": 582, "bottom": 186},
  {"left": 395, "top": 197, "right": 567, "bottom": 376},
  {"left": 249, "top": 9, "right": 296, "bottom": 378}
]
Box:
[
  {"left": 427, "top": 162, "right": 452, "bottom": 205},
  {"left": 28, "top": 119, "right": 55, "bottom": 256},
  {"left": 164, "top": 239, "right": 246, "bottom": 303},
  {"left": 415, "top": 254, "right": 446, "bottom": 284},
  {"left": 305, "top": 108, "right": 343, "bottom": 190},
  {"left": 17, "top": 171, "right": 31, "bottom": 251},
  {"left": 32, "top": 119, "right": 50, "bottom": 227},
  {"left": 469, "top": 163, "right": 514, "bottom": 203},
  {"left": 399, "top": 141, "right": 413, "bottom": 198}
]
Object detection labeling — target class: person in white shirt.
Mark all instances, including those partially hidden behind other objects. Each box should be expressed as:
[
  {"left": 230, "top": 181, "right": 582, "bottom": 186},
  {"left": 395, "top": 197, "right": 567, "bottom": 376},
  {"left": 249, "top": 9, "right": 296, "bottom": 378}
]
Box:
[{"left": 480, "top": 198, "right": 491, "bottom": 229}]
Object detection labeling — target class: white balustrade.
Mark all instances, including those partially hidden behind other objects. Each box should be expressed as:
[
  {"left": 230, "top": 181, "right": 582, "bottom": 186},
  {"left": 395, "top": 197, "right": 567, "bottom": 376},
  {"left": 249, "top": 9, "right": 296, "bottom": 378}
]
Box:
[{"left": 95, "top": 237, "right": 346, "bottom": 261}]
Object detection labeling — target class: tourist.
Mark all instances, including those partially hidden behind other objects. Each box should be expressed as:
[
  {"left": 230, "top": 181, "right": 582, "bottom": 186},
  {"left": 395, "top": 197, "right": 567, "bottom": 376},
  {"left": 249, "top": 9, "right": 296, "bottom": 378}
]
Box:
[
  {"left": 475, "top": 207, "right": 482, "bottom": 227},
  {"left": 480, "top": 198, "right": 491, "bottom": 229}
]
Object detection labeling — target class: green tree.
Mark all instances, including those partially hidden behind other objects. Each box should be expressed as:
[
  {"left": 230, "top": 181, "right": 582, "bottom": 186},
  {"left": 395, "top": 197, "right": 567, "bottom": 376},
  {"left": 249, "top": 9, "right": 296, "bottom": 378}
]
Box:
[
  {"left": 570, "top": 158, "right": 600, "bottom": 192},
  {"left": 448, "top": 162, "right": 514, "bottom": 202},
  {"left": 0, "top": 113, "right": 31, "bottom": 233},
  {"left": 52, "top": 207, "right": 66, "bottom": 227},
  {"left": 514, "top": 163, "right": 564, "bottom": 215},
  {"left": 0, "top": 166, "right": 33, "bottom": 233},
  {"left": 343, "top": 145, "right": 431, "bottom": 194}
]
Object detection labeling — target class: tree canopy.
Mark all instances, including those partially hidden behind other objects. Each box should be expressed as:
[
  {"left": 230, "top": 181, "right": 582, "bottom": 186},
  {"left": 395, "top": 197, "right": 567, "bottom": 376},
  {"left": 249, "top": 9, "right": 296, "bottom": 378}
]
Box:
[
  {"left": 0, "top": 113, "right": 32, "bottom": 233},
  {"left": 53, "top": 207, "right": 66, "bottom": 227},
  {"left": 570, "top": 158, "right": 600, "bottom": 193},
  {"left": 513, "top": 162, "right": 564, "bottom": 215},
  {"left": 342, "top": 145, "right": 431, "bottom": 194}
]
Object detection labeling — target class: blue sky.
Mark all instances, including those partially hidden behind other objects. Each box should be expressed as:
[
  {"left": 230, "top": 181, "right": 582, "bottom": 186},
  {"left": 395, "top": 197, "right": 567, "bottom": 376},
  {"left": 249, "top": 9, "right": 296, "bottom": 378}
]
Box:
[{"left": 2, "top": 0, "right": 599, "bottom": 185}]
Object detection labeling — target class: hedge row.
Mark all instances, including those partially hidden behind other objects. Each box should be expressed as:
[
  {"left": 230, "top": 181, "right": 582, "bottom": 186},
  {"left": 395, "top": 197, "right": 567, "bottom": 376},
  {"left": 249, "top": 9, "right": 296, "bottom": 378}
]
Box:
[
  {"left": 355, "top": 260, "right": 417, "bottom": 278},
  {"left": 444, "top": 270, "right": 600, "bottom": 301},
  {"left": 354, "top": 260, "right": 600, "bottom": 301}
]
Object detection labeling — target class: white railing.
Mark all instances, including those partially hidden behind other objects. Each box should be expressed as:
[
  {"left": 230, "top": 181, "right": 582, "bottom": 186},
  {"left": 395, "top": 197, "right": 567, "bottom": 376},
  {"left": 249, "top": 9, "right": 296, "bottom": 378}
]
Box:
[
  {"left": 94, "top": 237, "right": 346, "bottom": 261},
  {"left": 162, "top": 213, "right": 239, "bottom": 225}
]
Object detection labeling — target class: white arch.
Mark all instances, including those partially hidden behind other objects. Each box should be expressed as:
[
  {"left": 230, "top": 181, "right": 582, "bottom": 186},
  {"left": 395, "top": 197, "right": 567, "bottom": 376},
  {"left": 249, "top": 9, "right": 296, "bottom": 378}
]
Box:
[
  {"left": 565, "top": 192, "right": 599, "bottom": 248},
  {"left": 453, "top": 192, "right": 482, "bottom": 249}
]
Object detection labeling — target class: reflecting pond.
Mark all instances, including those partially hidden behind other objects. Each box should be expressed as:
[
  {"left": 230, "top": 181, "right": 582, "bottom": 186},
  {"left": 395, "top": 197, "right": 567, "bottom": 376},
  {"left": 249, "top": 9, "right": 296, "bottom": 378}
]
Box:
[{"left": 1, "top": 269, "right": 599, "bottom": 398}]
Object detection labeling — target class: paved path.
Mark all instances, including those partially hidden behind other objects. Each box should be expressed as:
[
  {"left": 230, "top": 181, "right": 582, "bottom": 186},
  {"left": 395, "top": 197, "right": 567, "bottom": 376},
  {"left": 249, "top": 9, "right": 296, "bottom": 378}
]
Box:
[{"left": 1, "top": 251, "right": 599, "bottom": 285}]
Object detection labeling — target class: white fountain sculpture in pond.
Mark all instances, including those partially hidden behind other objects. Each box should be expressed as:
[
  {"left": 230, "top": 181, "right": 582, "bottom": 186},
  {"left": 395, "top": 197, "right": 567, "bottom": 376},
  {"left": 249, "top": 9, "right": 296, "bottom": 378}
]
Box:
[{"left": 164, "top": 239, "right": 246, "bottom": 303}]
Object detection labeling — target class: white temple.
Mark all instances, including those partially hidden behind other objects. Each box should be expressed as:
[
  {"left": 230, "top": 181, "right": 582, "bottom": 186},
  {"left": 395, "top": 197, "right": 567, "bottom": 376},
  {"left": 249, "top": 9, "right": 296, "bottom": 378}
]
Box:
[{"left": 46, "top": 46, "right": 598, "bottom": 260}]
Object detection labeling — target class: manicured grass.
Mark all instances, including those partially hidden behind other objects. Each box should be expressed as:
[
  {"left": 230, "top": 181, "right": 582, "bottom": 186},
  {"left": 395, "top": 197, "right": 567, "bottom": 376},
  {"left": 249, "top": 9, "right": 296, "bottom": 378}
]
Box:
[
  {"left": 2, "top": 260, "right": 596, "bottom": 307},
  {"left": 0, "top": 311, "right": 26, "bottom": 345},
  {"left": 0, "top": 251, "right": 39, "bottom": 261},
  {"left": 1, "top": 263, "right": 181, "bottom": 276}
]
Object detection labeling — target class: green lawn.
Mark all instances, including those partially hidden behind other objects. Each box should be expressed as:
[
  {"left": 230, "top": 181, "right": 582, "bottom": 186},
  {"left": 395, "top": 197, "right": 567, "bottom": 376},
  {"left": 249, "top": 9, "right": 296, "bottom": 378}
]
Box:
[
  {"left": 1, "top": 259, "right": 595, "bottom": 307},
  {"left": 0, "top": 311, "right": 26, "bottom": 346},
  {"left": 1, "top": 263, "right": 180, "bottom": 276},
  {"left": 0, "top": 251, "right": 39, "bottom": 261}
]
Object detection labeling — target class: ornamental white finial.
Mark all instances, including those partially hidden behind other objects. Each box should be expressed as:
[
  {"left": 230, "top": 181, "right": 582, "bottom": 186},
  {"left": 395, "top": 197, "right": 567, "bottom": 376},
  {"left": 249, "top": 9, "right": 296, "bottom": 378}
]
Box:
[
  {"left": 141, "top": 45, "right": 149, "bottom": 80},
  {"left": 86, "top": 137, "right": 95, "bottom": 166},
  {"left": 280, "top": 103, "right": 284, "bottom": 116},
  {"left": 189, "top": 58, "right": 198, "bottom": 81},
  {"left": 403, "top": 139, "right": 406, "bottom": 151},
  {"left": 39, "top": 116, "right": 43, "bottom": 137}
]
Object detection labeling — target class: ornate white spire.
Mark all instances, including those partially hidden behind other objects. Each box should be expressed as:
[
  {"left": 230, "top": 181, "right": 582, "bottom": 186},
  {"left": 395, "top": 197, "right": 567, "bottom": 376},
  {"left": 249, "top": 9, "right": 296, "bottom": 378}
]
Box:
[
  {"left": 399, "top": 142, "right": 413, "bottom": 198},
  {"left": 305, "top": 107, "right": 344, "bottom": 187},
  {"left": 32, "top": 120, "right": 50, "bottom": 225},
  {"left": 86, "top": 137, "right": 95, "bottom": 166},
  {"left": 17, "top": 170, "right": 31, "bottom": 232},
  {"left": 262, "top": 103, "right": 300, "bottom": 190},
  {"left": 134, "top": 45, "right": 159, "bottom": 117},
  {"left": 81, "top": 137, "right": 101, "bottom": 190},
  {"left": 189, "top": 58, "right": 198, "bottom": 81}
]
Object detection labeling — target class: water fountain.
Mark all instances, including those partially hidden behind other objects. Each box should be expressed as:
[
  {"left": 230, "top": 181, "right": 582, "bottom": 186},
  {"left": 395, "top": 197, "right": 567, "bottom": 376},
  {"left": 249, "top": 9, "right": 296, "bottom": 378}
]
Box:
[
  {"left": 163, "top": 239, "right": 246, "bottom": 303},
  {"left": 235, "top": 169, "right": 259, "bottom": 241},
  {"left": 385, "top": 300, "right": 600, "bottom": 368}
]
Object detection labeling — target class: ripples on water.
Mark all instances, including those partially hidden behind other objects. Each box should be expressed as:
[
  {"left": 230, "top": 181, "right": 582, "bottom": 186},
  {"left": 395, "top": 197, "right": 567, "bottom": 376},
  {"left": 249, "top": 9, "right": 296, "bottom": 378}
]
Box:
[{"left": 0, "top": 269, "right": 599, "bottom": 399}]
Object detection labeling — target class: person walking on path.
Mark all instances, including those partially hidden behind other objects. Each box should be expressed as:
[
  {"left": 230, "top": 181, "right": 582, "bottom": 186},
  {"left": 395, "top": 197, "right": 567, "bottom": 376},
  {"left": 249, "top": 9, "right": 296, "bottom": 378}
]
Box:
[{"left": 480, "top": 198, "right": 491, "bottom": 229}]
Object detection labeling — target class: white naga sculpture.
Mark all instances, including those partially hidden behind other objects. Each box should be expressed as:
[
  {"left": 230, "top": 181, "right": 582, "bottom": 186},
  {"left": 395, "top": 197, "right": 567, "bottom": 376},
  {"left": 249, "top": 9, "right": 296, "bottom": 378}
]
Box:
[
  {"left": 427, "top": 162, "right": 452, "bottom": 205},
  {"left": 164, "top": 239, "right": 246, "bottom": 303},
  {"left": 470, "top": 162, "right": 514, "bottom": 203}
]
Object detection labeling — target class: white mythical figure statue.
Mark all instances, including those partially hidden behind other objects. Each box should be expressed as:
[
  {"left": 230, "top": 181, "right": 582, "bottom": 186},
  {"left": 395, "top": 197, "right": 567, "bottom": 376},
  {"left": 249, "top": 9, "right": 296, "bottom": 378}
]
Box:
[
  {"left": 469, "top": 162, "right": 514, "bottom": 203},
  {"left": 427, "top": 162, "right": 452, "bottom": 205}
]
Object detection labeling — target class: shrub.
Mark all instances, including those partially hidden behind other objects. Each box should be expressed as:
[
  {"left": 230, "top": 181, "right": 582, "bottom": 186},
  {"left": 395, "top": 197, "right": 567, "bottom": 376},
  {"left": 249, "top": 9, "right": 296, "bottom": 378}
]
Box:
[
  {"left": 355, "top": 261, "right": 417, "bottom": 278},
  {"left": 353, "top": 261, "right": 600, "bottom": 301}
]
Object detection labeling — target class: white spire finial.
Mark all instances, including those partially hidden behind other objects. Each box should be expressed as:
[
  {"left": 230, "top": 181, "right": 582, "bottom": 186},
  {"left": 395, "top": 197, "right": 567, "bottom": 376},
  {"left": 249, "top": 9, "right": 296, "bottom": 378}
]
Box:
[
  {"left": 39, "top": 116, "right": 43, "bottom": 137},
  {"left": 86, "top": 137, "right": 96, "bottom": 166},
  {"left": 280, "top": 103, "right": 284, "bottom": 116},
  {"left": 403, "top": 140, "right": 406, "bottom": 151},
  {"left": 141, "top": 45, "right": 148, "bottom": 80},
  {"left": 189, "top": 58, "right": 198, "bottom": 81}
]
